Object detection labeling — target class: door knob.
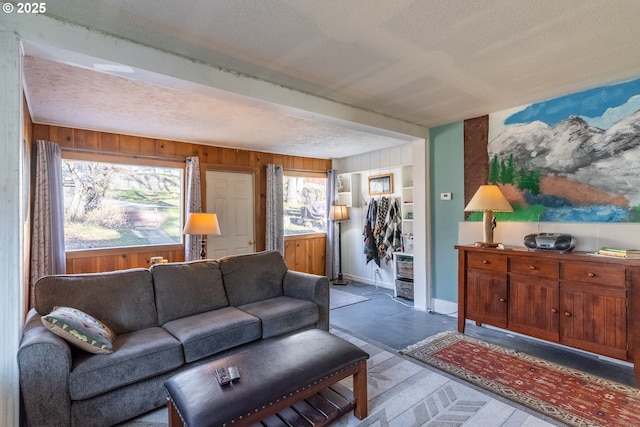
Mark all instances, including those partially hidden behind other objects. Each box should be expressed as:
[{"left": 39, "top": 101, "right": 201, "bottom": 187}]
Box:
[{"left": 248, "top": 240, "right": 255, "bottom": 245}]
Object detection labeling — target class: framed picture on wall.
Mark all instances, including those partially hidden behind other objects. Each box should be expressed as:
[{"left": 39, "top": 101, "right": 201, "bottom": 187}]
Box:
[{"left": 368, "top": 173, "right": 393, "bottom": 195}]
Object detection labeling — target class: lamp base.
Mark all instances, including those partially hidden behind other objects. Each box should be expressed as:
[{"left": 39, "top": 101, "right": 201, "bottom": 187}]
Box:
[
  {"left": 332, "top": 279, "right": 348, "bottom": 286},
  {"left": 474, "top": 241, "right": 500, "bottom": 248},
  {"left": 199, "top": 236, "right": 207, "bottom": 259}
]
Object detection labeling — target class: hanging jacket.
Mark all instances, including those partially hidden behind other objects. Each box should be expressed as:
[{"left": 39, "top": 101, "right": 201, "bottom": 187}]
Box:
[
  {"left": 373, "top": 196, "right": 390, "bottom": 241},
  {"left": 363, "top": 198, "right": 379, "bottom": 266},
  {"left": 381, "top": 197, "right": 402, "bottom": 264}
]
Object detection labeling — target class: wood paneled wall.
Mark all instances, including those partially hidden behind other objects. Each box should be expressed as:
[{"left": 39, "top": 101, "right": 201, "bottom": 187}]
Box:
[
  {"left": 23, "top": 98, "right": 33, "bottom": 315},
  {"left": 463, "top": 115, "right": 489, "bottom": 208},
  {"left": 32, "top": 124, "right": 332, "bottom": 275},
  {"left": 284, "top": 234, "right": 327, "bottom": 276}
]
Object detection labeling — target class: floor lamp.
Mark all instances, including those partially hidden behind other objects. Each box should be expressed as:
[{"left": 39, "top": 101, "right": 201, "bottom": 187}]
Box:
[
  {"left": 329, "top": 205, "right": 349, "bottom": 285},
  {"left": 183, "top": 213, "right": 221, "bottom": 259}
]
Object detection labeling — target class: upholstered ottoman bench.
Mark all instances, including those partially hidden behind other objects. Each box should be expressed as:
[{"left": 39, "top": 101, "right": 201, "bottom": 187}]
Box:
[{"left": 165, "top": 329, "right": 369, "bottom": 427}]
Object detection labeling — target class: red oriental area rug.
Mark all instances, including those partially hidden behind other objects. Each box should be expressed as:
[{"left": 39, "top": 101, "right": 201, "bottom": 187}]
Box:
[{"left": 402, "top": 331, "right": 640, "bottom": 427}]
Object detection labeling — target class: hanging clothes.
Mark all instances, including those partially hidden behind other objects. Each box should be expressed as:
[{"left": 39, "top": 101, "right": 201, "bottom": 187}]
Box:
[
  {"left": 380, "top": 197, "right": 402, "bottom": 264},
  {"left": 363, "top": 197, "right": 379, "bottom": 266},
  {"left": 373, "top": 196, "right": 389, "bottom": 240}
]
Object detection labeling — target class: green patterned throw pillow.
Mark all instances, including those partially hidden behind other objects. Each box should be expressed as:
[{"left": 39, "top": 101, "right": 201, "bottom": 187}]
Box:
[{"left": 41, "top": 306, "right": 116, "bottom": 354}]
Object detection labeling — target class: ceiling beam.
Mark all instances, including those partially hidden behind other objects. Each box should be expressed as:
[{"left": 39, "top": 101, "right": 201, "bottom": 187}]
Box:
[{"left": 4, "top": 13, "right": 427, "bottom": 141}]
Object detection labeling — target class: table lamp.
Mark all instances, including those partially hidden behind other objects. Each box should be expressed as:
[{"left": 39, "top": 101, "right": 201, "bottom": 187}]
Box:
[
  {"left": 464, "top": 185, "right": 513, "bottom": 247},
  {"left": 329, "top": 205, "right": 350, "bottom": 285},
  {"left": 183, "top": 213, "right": 221, "bottom": 259}
]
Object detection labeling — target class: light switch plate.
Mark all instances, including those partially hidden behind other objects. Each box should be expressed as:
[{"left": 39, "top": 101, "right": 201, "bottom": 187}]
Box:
[{"left": 440, "top": 192, "right": 452, "bottom": 200}]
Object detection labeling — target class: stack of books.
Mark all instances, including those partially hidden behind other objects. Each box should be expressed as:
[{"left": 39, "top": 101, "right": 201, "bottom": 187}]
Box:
[{"left": 597, "top": 247, "right": 640, "bottom": 258}]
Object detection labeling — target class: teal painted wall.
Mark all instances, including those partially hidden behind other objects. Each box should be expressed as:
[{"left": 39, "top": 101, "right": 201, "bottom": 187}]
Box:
[{"left": 430, "top": 122, "right": 465, "bottom": 303}]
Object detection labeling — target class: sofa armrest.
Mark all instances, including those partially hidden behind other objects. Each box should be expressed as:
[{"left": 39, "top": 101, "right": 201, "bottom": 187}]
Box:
[
  {"left": 283, "top": 270, "right": 330, "bottom": 330},
  {"left": 18, "top": 308, "right": 73, "bottom": 427}
]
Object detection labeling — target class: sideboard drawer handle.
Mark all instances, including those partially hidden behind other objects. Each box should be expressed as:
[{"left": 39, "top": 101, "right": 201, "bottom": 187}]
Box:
[
  {"left": 499, "top": 298, "right": 506, "bottom": 302},
  {"left": 587, "top": 272, "right": 596, "bottom": 277},
  {"left": 483, "top": 260, "right": 489, "bottom": 264},
  {"left": 564, "top": 311, "right": 572, "bottom": 317},
  {"left": 551, "top": 308, "right": 558, "bottom": 313},
  {"left": 529, "top": 265, "right": 536, "bottom": 270}
]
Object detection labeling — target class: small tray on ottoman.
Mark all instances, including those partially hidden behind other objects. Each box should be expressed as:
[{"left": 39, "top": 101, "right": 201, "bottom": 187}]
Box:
[{"left": 165, "top": 329, "right": 369, "bottom": 427}]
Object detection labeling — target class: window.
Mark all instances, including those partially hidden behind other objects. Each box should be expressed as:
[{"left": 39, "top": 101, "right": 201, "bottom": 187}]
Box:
[
  {"left": 283, "top": 173, "right": 327, "bottom": 235},
  {"left": 62, "top": 157, "right": 183, "bottom": 250}
]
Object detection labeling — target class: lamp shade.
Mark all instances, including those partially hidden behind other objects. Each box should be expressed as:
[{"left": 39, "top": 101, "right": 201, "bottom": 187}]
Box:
[
  {"left": 464, "top": 185, "right": 513, "bottom": 212},
  {"left": 182, "top": 213, "right": 221, "bottom": 235},
  {"left": 329, "top": 205, "right": 350, "bottom": 221}
]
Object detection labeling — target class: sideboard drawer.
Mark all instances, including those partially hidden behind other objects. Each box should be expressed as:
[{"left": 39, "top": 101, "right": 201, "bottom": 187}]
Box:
[
  {"left": 561, "top": 261, "right": 625, "bottom": 287},
  {"left": 509, "top": 257, "right": 558, "bottom": 278},
  {"left": 468, "top": 252, "right": 507, "bottom": 271}
]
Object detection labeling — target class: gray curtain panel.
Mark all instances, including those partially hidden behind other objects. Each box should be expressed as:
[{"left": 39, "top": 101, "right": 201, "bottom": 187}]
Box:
[
  {"left": 184, "top": 156, "right": 202, "bottom": 261},
  {"left": 266, "top": 164, "right": 284, "bottom": 254},
  {"left": 30, "top": 140, "right": 66, "bottom": 305}
]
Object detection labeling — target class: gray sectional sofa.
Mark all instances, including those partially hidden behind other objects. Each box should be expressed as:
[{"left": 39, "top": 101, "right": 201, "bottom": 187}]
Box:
[{"left": 18, "top": 250, "right": 329, "bottom": 427}]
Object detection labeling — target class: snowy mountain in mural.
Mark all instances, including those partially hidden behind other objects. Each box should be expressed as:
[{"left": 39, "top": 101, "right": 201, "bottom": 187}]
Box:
[{"left": 488, "top": 78, "right": 640, "bottom": 222}]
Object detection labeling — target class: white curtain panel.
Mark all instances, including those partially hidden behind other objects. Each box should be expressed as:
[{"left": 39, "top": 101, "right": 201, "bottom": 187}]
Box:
[
  {"left": 184, "top": 156, "right": 202, "bottom": 261},
  {"left": 325, "top": 169, "right": 338, "bottom": 280},
  {"left": 266, "top": 164, "right": 284, "bottom": 254},
  {"left": 30, "top": 140, "right": 66, "bottom": 305}
]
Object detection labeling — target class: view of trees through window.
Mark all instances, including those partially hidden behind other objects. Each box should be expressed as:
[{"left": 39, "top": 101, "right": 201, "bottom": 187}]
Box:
[
  {"left": 283, "top": 175, "right": 327, "bottom": 235},
  {"left": 62, "top": 159, "right": 183, "bottom": 250}
]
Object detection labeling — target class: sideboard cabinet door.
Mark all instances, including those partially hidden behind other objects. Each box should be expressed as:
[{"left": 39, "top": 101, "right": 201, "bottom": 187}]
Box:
[
  {"left": 508, "top": 274, "right": 559, "bottom": 342},
  {"left": 467, "top": 267, "right": 508, "bottom": 329},
  {"left": 559, "top": 282, "right": 627, "bottom": 360}
]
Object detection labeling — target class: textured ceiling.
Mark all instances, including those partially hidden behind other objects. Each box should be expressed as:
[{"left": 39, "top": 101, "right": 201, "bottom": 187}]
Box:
[{"left": 18, "top": 0, "right": 640, "bottom": 158}]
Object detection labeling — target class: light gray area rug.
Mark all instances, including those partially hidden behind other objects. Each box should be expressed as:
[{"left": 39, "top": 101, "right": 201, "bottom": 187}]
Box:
[
  {"left": 330, "top": 288, "right": 371, "bottom": 310},
  {"left": 120, "top": 328, "right": 561, "bottom": 427}
]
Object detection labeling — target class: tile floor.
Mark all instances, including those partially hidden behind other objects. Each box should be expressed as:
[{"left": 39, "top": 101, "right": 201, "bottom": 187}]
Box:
[{"left": 330, "top": 282, "right": 637, "bottom": 387}]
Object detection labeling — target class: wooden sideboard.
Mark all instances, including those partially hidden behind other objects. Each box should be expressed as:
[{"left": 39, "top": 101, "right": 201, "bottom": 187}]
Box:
[{"left": 456, "top": 244, "right": 640, "bottom": 385}]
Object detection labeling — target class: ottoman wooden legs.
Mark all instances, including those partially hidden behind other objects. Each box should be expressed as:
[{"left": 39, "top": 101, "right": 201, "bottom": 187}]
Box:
[{"left": 353, "top": 359, "right": 368, "bottom": 420}]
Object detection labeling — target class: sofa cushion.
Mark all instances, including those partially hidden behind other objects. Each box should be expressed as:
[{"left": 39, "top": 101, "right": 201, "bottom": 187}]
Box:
[
  {"left": 69, "top": 327, "right": 183, "bottom": 400},
  {"left": 151, "top": 260, "right": 229, "bottom": 325},
  {"left": 41, "top": 306, "right": 116, "bottom": 354},
  {"left": 219, "top": 250, "right": 288, "bottom": 306},
  {"left": 34, "top": 269, "right": 158, "bottom": 335},
  {"left": 163, "top": 307, "right": 261, "bottom": 363},
  {"left": 239, "top": 296, "right": 319, "bottom": 338}
]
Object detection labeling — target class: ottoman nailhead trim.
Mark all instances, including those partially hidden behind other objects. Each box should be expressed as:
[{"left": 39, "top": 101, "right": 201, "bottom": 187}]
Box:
[{"left": 166, "top": 395, "right": 188, "bottom": 427}]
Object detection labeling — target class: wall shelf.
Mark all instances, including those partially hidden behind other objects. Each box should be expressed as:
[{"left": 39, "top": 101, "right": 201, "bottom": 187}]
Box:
[
  {"left": 337, "top": 173, "right": 360, "bottom": 207},
  {"left": 400, "top": 164, "right": 413, "bottom": 238}
]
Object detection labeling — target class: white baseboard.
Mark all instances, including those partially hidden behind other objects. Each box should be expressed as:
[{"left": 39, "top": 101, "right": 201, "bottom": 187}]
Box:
[
  {"left": 431, "top": 298, "right": 458, "bottom": 316},
  {"left": 343, "top": 274, "right": 394, "bottom": 290}
]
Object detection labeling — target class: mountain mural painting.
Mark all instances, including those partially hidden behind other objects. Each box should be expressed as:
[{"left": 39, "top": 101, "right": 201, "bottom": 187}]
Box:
[{"left": 484, "top": 77, "right": 640, "bottom": 223}]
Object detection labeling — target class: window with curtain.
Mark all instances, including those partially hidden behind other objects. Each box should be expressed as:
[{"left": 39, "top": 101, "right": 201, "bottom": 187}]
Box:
[
  {"left": 283, "top": 172, "right": 327, "bottom": 235},
  {"left": 62, "top": 154, "right": 184, "bottom": 250}
]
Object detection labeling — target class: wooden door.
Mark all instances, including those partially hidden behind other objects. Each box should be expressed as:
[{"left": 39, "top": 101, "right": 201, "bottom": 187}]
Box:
[{"left": 206, "top": 171, "right": 255, "bottom": 258}]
